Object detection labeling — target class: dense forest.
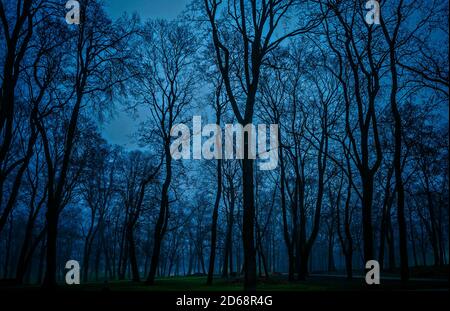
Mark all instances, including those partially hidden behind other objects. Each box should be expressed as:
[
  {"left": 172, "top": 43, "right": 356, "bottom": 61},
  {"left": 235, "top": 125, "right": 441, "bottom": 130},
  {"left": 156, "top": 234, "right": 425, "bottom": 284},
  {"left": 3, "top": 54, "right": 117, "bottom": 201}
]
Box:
[{"left": 0, "top": 0, "right": 448, "bottom": 291}]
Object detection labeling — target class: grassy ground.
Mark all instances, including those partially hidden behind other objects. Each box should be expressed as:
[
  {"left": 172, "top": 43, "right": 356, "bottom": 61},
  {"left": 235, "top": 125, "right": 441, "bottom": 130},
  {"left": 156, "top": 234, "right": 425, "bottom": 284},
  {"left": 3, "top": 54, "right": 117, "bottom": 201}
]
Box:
[
  {"left": 1, "top": 266, "right": 448, "bottom": 292},
  {"left": 69, "top": 274, "right": 448, "bottom": 292},
  {"left": 80, "top": 276, "right": 330, "bottom": 291}
]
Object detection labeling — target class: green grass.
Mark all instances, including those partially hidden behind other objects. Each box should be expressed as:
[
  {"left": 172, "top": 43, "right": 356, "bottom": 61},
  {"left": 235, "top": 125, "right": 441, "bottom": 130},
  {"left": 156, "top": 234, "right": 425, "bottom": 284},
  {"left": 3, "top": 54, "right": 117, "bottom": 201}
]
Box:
[
  {"left": 1, "top": 271, "right": 448, "bottom": 292},
  {"left": 71, "top": 277, "right": 428, "bottom": 292}
]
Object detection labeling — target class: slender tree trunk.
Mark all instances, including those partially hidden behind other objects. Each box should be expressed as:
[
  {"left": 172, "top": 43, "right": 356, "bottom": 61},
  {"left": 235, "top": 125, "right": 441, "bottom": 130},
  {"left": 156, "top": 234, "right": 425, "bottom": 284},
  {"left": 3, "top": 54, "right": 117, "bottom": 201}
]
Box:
[
  {"left": 37, "top": 239, "right": 45, "bottom": 284},
  {"left": 242, "top": 152, "right": 256, "bottom": 290},
  {"left": 0, "top": 0, "right": 33, "bottom": 204},
  {"left": 94, "top": 242, "right": 101, "bottom": 281},
  {"left": 299, "top": 132, "right": 327, "bottom": 280},
  {"left": 409, "top": 208, "right": 419, "bottom": 267},
  {"left": 381, "top": 10, "right": 409, "bottom": 282},
  {"left": 207, "top": 102, "right": 223, "bottom": 284},
  {"left": 327, "top": 230, "right": 336, "bottom": 273},
  {"left": 389, "top": 48, "right": 409, "bottom": 283},
  {"left": 0, "top": 130, "right": 37, "bottom": 234},
  {"left": 222, "top": 195, "right": 234, "bottom": 278},
  {"left": 386, "top": 212, "right": 396, "bottom": 271},
  {"left": 127, "top": 226, "right": 140, "bottom": 282},
  {"left": 16, "top": 203, "right": 37, "bottom": 283},
  {"left": 207, "top": 156, "right": 222, "bottom": 284},
  {"left": 82, "top": 235, "right": 93, "bottom": 282},
  {"left": 362, "top": 176, "right": 375, "bottom": 264},
  {"left": 42, "top": 91, "right": 83, "bottom": 288},
  {"left": 379, "top": 166, "right": 394, "bottom": 270},
  {"left": 3, "top": 215, "right": 13, "bottom": 278},
  {"left": 425, "top": 184, "right": 440, "bottom": 266},
  {"left": 146, "top": 147, "right": 171, "bottom": 285},
  {"left": 188, "top": 245, "right": 193, "bottom": 275},
  {"left": 278, "top": 128, "right": 295, "bottom": 281}
]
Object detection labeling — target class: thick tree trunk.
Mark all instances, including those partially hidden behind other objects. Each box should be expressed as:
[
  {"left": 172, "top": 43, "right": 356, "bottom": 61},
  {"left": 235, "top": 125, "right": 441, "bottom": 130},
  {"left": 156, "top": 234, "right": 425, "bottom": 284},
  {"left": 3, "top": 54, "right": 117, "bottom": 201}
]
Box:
[
  {"left": 43, "top": 197, "right": 58, "bottom": 288},
  {"left": 345, "top": 251, "right": 353, "bottom": 280}
]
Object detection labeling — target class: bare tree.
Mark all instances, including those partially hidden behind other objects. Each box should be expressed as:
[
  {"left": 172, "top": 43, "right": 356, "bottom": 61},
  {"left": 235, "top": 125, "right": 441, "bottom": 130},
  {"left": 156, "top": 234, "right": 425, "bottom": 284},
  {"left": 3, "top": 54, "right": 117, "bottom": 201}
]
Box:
[
  {"left": 207, "top": 77, "right": 227, "bottom": 285},
  {"left": 203, "top": 0, "right": 322, "bottom": 289},
  {"left": 35, "top": 1, "right": 137, "bottom": 287},
  {"left": 136, "top": 20, "right": 196, "bottom": 285}
]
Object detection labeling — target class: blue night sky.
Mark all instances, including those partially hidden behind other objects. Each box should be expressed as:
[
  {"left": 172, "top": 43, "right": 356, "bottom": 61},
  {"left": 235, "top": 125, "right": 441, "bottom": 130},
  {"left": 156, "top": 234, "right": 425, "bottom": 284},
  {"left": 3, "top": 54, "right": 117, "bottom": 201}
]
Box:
[
  {"left": 102, "top": 0, "right": 190, "bottom": 149},
  {"left": 106, "top": 0, "right": 190, "bottom": 20}
]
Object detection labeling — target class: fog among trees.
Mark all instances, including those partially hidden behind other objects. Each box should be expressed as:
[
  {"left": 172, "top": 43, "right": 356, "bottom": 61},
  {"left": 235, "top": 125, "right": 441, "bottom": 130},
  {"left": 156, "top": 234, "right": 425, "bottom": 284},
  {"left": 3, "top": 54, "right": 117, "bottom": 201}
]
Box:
[{"left": 0, "top": 0, "right": 448, "bottom": 290}]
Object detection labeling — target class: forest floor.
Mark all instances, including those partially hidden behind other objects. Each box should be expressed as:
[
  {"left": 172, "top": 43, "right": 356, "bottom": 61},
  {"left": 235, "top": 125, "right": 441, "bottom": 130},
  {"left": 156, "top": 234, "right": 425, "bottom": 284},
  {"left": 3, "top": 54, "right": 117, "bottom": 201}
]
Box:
[
  {"left": 1, "top": 266, "right": 448, "bottom": 292},
  {"left": 72, "top": 275, "right": 448, "bottom": 292},
  {"left": 72, "top": 265, "right": 449, "bottom": 291},
  {"left": 0, "top": 274, "right": 447, "bottom": 309}
]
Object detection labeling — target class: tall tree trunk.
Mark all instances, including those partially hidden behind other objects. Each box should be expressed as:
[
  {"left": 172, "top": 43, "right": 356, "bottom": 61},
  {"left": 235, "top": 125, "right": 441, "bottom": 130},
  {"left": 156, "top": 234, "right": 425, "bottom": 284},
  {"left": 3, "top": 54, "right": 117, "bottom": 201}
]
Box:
[
  {"left": 207, "top": 102, "right": 223, "bottom": 284},
  {"left": 222, "top": 189, "right": 234, "bottom": 278},
  {"left": 0, "top": 128, "right": 38, "bottom": 234},
  {"left": 127, "top": 226, "right": 140, "bottom": 282},
  {"left": 379, "top": 166, "right": 394, "bottom": 270},
  {"left": 42, "top": 92, "right": 83, "bottom": 288},
  {"left": 361, "top": 176, "right": 375, "bottom": 264},
  {"left": 386, "top": 211, "right": 396, "bottom": 271},
  {"left": 299, "top": 129, "right": 327, "bottom": 280},
  {"left": 94, "top": 241, "right": 101, "bottom": 281},
  {"left": 82, "top": 232, "right": 94, "bottom": 282},
  {"left": 424, "top": 180, "right": 440, "bottom": 266},
  {"left": 3, "top": 214, "right": 13, "bottom": 278},
  {"left": 409, "top": 208, "right": 419, "bottom": 267},
  {"left": 0, "top": 0, "right": 33, "bottom": 187},
  {"left": 381, "top": 6, "right": 409, "bottom": 282},
  {"left": 43, "top": 196, "right": 58, "bottom": 287},
  {"left": 207, "top": 156, "right": 222, "bottom": 284},
  {"left": 389, "top": 44, "right": 409, "bottom": 283},
  {"left": 146, "top": 146, "right": 171, "bottom": 285},
  {"left": 327, "top": 230, "right": 336, "bottom": 273},
  {"left": 279, "top": 132, "right": 294, "bottom": 281},
  {"left": 342, "top": 178, "right": 354, "bottom": 279},
  {"left": 242, "top": 154, "right": 256, "bottom": 289},
  {"left": 16, "top": 188, "right": 39, "bottom": 283}
]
